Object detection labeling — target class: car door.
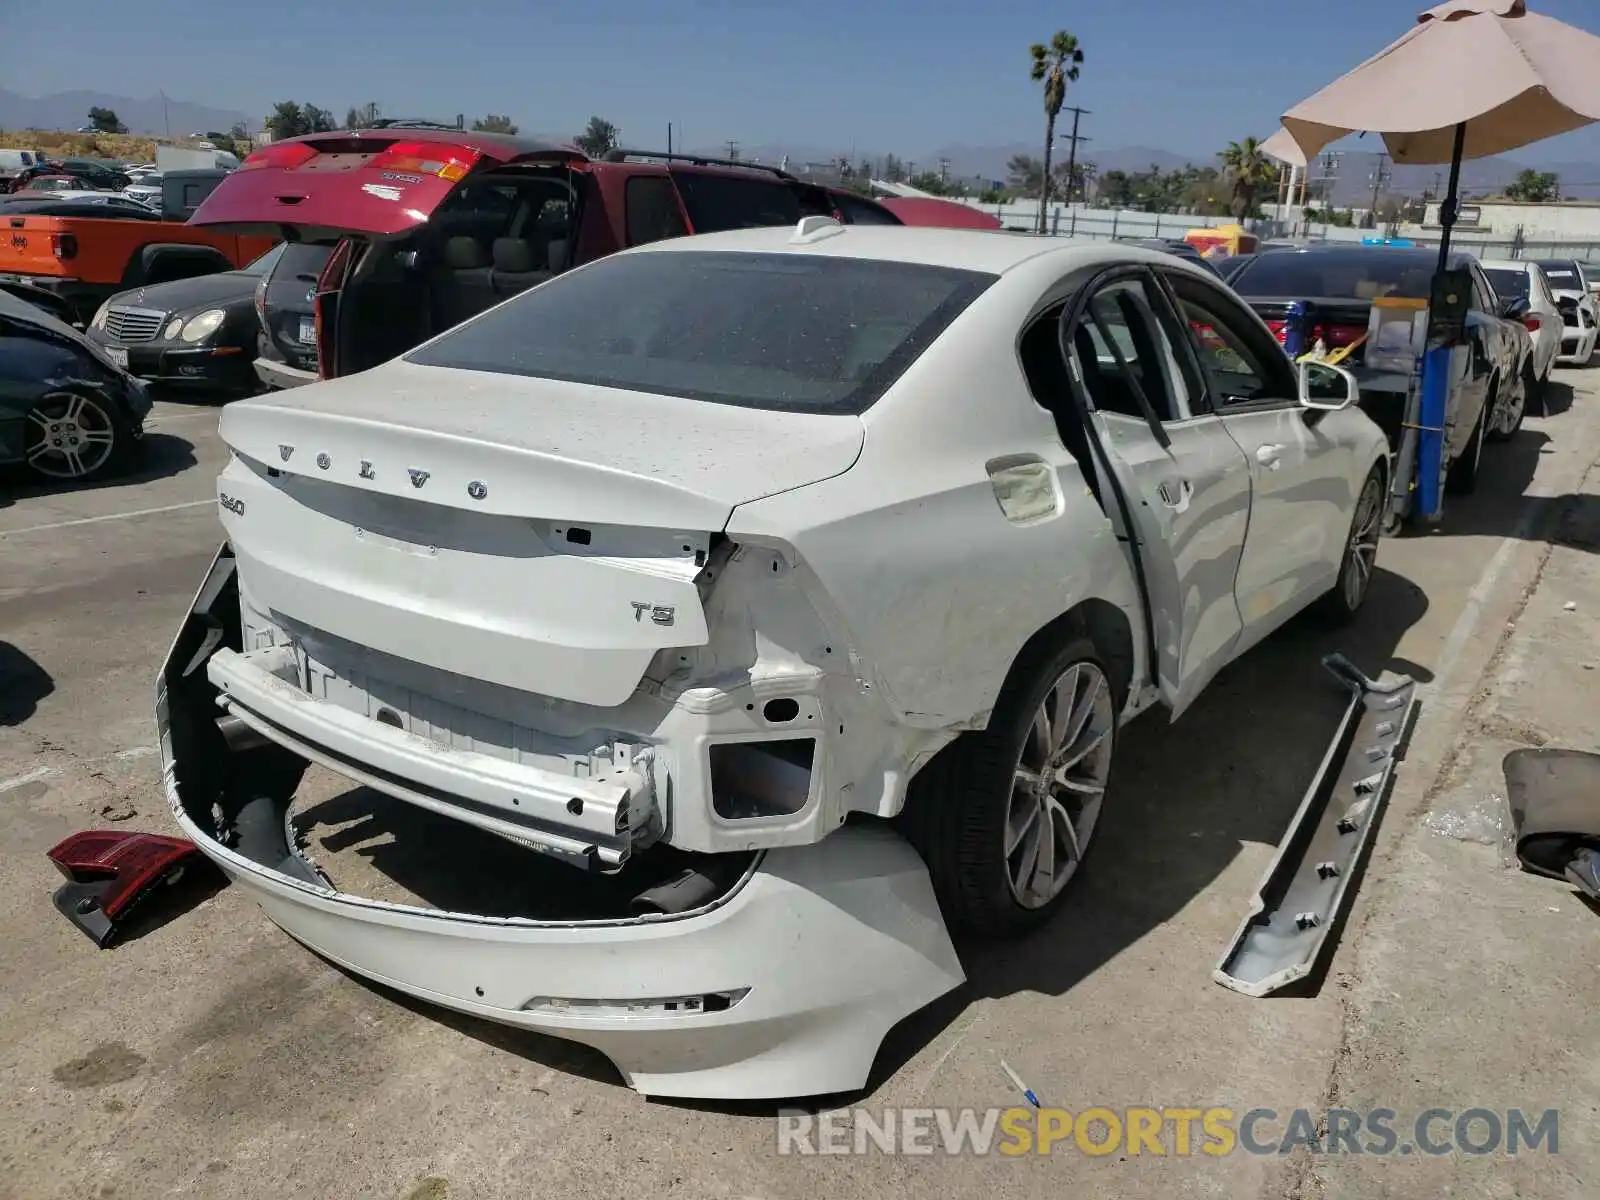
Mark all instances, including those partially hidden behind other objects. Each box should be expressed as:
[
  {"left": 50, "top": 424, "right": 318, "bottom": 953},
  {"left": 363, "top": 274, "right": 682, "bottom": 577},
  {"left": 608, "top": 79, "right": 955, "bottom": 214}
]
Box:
[
  {"left": 1062, "top": 268, "right": 1252, "bottom": 718},
  {"left": 1159, "top": 269, "right": 1359, "bottom": 645}
]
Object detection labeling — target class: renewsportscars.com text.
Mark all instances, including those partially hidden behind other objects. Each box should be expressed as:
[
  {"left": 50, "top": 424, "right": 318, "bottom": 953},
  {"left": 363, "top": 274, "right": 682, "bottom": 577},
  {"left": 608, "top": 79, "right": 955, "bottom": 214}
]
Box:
[{"left": 775, "top": 1106, "right": 1560, "bottom": 1157}]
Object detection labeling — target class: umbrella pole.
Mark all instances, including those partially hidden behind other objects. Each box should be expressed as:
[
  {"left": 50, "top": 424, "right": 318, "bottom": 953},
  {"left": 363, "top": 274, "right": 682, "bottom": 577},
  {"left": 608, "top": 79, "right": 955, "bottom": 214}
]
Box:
[{"left": 1417, "top": 121, "right": 1468, "bottom": 521}]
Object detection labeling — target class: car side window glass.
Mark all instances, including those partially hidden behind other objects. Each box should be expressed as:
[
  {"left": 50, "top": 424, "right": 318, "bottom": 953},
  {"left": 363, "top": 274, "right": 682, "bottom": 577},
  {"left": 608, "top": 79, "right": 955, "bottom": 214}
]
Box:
[
  {"left": 1470, "top": 267, "right": 1495, "bottom": 314},
  {"left": 1167, "top": 275, "right": 1299, "bottom": 406},
  {"left": 1068, "top": 280, "right": 1179, "bottom": 423},
  {"left": 625, "top": 176, "right": 690, "bottom": 246}
]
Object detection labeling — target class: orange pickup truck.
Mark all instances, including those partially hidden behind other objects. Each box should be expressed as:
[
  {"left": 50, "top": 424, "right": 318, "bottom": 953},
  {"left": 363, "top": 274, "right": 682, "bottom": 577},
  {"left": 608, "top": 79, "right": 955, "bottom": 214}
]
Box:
[{"left": 0, "top": 205, "right": 275, "bottom": 323}]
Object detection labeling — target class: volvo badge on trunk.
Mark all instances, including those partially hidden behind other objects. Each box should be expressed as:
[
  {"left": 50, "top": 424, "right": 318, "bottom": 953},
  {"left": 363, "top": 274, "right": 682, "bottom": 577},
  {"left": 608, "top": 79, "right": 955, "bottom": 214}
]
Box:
[
  {"left": 359, "top": 460, "right": 375, "bottom": 480},
  {"left": 467, "top": 481, "right": 487, "bottom": 500},
  {"left": 278, "top": 444, "right": 294, "bottom": 463}
]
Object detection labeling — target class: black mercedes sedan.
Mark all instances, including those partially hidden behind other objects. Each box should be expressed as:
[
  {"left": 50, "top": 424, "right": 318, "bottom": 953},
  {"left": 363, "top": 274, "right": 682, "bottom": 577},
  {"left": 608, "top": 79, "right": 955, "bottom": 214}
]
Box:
[{"left": 84, "top": 242, "right": 285, "bottom": 398}]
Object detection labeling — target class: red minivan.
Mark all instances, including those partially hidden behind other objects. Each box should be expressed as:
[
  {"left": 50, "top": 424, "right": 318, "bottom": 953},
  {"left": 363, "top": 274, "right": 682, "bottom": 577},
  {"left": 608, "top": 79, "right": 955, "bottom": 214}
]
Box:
[{"left": 190, "top": 127, "right": 903, "bottom": 385}]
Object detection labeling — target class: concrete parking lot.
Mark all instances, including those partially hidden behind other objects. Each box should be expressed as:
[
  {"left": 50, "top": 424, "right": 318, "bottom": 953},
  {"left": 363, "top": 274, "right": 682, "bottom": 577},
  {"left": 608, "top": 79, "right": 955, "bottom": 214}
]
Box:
[{"left": 2, "top": 380, "right": 1599, "bottom": 1200}]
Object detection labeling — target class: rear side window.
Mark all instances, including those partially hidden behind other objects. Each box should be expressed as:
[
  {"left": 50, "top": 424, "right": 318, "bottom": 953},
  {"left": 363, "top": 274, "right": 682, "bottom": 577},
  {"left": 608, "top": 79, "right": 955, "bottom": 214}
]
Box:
[
  {"left": 625, "top": 176, "right": 689, "bottom": 246},
  {"left": 1231, "top": 251, "right": 1441, "bottom": 300},
  {"left": 831, "top": 193, "right": 903, "bottom": 226},
  {"left": 669, "top": 172, "right": 806, "bottom": 232},
  {"left": 406, "top": 250, "right": 996, "bottom": 414},
  {"left": 1538, "top": 259, "right": 1583, "bottom": 289},
  {"left": 1484, "top": 268, "right": 1530, "bottom": 301}
]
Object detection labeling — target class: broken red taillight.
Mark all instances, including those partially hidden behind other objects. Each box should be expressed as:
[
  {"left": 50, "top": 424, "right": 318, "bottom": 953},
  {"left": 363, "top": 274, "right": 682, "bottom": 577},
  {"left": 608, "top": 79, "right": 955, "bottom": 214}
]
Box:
[
  {"left": 367, "top": 140, "right": 481, "bottom": 182},
  {"left": 51, "top": 232, "right": 77, "bottom": 261},
  {"left": 239, "top": 141, "right": 319, "bottom": 172},
  {"left": 46, "top": 830, "right": 209, "bottom": 948}
]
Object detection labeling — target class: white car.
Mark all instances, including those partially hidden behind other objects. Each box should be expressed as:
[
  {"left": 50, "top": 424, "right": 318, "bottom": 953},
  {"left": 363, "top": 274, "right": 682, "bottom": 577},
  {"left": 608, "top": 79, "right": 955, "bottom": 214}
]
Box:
[
  {"left": 157, "top": 222, "right": 1390, "bottom": 1099},
  {"left": 1480, "top": 259, "right": 1561, "bottom": 394},
  {"left": 1533, "top": 258, "right": 1599, "bottom": 366}
]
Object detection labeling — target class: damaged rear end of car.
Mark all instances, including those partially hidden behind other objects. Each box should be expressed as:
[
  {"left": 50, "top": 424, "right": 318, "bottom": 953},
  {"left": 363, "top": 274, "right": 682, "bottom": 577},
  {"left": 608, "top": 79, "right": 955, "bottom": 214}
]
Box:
[{"left": 155, "top": 244, "right": 997, "bottom": 1098}]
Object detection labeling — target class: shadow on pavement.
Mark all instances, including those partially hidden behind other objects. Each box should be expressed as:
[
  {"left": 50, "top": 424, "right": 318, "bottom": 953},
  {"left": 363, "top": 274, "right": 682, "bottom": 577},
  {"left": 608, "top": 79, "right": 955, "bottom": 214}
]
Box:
[
  {"left": 0, "top": 432, "right": 197, "bottom": 508},
  {"left": 280, "top": 564, "right": 1431, "bottom": 1111},
  {"left": 1539, "top": 379, "right": 1576, "bottom": 418},
  {"left": 1413, "top": 421, "right": 1600, "bottom": 552},
  {"left": 0, "top": 641, "right": 54, "bottom": 726}
]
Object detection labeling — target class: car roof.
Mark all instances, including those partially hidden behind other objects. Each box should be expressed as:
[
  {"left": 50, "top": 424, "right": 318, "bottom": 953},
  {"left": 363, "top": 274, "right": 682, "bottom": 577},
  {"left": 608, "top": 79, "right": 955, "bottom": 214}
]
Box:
[
  {"left": 1478, "top": 258, "right": 1534, "bottom": 271},
  {"left": 621, "top": 222, "right": 1218, "bottom": 279}
]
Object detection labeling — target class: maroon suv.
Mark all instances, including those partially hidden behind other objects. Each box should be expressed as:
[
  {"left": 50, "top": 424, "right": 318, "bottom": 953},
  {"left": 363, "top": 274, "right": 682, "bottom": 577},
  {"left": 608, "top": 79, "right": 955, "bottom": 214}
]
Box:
[{"left": 190, "top": 126, "right": 912, "bottom": 385}]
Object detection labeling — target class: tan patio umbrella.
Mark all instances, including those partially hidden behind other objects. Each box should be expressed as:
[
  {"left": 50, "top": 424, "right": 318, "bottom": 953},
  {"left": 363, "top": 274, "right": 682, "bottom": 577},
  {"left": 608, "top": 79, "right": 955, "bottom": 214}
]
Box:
[{"left": 1279, "top": 0, "right": 1600, "bottom": 264}]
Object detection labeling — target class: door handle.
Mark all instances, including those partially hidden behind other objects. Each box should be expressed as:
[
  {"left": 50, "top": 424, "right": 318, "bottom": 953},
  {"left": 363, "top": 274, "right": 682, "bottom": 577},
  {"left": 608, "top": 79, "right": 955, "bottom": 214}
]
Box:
[
  {"left": 1157, "top": 480, "right": 1193, "bottom": 512},
  {"left": 1256, "top": 444, "right": 1284, "bottom": 469}
]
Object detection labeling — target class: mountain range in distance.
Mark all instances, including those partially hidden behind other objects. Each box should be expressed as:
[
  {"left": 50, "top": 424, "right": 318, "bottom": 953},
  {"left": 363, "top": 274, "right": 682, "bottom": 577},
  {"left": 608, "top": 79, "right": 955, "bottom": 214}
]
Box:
[{"left": 6, "top": 88, "right": 1600, "bottom": 204}]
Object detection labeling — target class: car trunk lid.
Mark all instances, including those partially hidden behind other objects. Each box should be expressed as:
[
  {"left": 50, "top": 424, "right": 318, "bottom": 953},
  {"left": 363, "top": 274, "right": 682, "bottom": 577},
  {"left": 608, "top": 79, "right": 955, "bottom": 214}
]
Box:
[
  {"left": 214, "top": 360, "right": 864, "bottom": 706},
  {"left": 188, "top": 131, "right": 585, "bottom": 240}
]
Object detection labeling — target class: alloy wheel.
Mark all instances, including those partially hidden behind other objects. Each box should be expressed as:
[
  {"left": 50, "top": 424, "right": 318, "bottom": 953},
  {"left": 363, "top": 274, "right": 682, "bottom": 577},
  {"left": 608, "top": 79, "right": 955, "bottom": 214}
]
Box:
[
  {"left": 24, "top": 392, "right": 117, "bottom": 480},
  {"left": 1342, "top": 474, "right": 1383, "bottom": 610},
  {"left": 1497, "top": 370, "right": 1528, "bottom": 435},
  {"left": 1005, "top": 660, "right": 1115, "bottom": 908}
]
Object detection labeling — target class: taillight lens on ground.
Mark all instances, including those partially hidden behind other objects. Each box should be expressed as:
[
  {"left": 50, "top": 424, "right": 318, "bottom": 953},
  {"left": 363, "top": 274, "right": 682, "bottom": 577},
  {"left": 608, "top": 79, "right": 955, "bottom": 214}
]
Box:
[
  {"left": 367, "top": 140, "right": 480, "bottom": 182},
  {"left": 240, "top": 142, "right": 318, "bottom": 171}
]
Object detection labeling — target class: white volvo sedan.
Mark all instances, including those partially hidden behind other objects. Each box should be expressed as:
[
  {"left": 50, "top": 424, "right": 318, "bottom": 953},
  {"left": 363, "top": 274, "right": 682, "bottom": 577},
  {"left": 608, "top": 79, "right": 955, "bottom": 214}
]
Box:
[{"left": 158, "top": 221, "right": 1390, "bottom": 1099}]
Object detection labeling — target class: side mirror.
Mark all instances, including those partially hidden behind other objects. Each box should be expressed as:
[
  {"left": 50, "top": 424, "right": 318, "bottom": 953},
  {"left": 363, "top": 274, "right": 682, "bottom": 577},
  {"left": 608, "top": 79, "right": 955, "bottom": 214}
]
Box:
[
  {"left": 1499, "top": 295, "right": 1530, "bottom": 321},
  {"left": 1297, "top": 359, "right": 1360, "bottom": 412}
]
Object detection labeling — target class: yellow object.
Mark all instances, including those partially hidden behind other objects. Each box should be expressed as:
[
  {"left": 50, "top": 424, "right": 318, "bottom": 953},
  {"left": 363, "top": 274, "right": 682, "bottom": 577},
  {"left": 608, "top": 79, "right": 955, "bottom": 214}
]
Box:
[{"left": 1184, "top": 223, "right": 1259, "bottom": 257}]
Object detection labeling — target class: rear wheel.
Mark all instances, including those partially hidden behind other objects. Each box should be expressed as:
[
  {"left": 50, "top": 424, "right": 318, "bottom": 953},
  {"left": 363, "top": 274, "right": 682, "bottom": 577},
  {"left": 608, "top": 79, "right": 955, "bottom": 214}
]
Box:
[
  {"left": 22, "top": 389, "right": 133, "bottom": 482},
  {"left": 1315, "top": 463, "right": 1384, "bottom": 625},
  {"left": 1445, "top": 380, "right": 1491, "bottom": 495},
  {"left": 900, "top": 636, "right": 1117, "bottom": 937},
  {"left": 1489, "top": 364, "right": 1530, "bottom": 441}
]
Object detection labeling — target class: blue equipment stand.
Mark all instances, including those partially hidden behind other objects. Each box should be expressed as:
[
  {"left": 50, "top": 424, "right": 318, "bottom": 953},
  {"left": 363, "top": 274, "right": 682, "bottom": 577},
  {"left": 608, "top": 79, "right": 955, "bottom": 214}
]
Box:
[{"left": 1416, "top": 345, "right": 1451, "bottom": 521}]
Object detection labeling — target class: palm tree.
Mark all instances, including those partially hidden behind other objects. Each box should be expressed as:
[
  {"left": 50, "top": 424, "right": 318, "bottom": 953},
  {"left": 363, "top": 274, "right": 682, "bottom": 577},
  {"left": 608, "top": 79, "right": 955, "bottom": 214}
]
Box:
[
  {"left": 1030, "top": 31, "right": 1085, "bottom": 233},
  {"left": 1220, "top": 137, "right": 1278, "bottom": 221}
]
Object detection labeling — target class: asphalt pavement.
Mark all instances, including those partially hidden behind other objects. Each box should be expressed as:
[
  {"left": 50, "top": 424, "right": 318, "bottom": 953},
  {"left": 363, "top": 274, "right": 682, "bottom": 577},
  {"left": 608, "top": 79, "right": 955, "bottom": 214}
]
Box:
[{"left": 2, "top": 378, "right": 1598, "bottom": 1200}]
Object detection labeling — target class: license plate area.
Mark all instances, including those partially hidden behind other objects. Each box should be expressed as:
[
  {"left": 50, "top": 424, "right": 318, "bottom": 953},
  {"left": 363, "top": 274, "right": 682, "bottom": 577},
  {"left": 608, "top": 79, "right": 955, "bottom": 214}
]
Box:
[
  {"left": 298, "top": 316, "right": 316, "bottom": 345},
  {"left": 106, "top": 347, "right": 129, "bottom": 368}
]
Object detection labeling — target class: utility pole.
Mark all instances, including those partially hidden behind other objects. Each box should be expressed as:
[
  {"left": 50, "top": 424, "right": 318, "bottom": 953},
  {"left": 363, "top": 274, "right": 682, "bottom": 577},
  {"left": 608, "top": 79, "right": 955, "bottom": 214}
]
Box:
[
  {"left": 938, "top": 156, "right": 950, "bottom": 184},
  {"left": 1368, "top": 152, "right": 1392, "bottom": 227},
  {"left": 160, "top": 90, "right": 170, "bottom": 140},
  {"left": 724, "top": 139, "right": 739, "bottom": 162},
  {"left": 1061, "top": 106, "right": 1091, "bottom": 203},
  {"left": 667, "top": 122, "right": 673, "bottom": 155}
]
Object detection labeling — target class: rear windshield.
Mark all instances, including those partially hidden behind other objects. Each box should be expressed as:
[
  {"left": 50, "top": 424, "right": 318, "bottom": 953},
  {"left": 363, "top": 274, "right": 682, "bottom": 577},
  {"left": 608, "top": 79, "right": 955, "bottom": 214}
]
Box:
[
  {"left": 1230, "top": 251, "right": 1442, "bottom": 300},
  {"left": 1484, "top": 268, "right": 1530, "bottom": 301},
  {"left": 406, "top": 250, "right": 996, "bottom": 413},
  {"left": 1537, "top": 260, "right": 1584, "bottom": 288}
]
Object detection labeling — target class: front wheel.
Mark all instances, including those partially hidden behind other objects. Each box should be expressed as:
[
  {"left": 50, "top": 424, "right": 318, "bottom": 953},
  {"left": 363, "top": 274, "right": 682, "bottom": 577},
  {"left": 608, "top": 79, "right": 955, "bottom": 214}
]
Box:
[
  {"left": 900, "top": 636, "right": 1117, "bottom": 937},
  {"left": 21, "top": 389, "right": 133, "bottom": 483}
]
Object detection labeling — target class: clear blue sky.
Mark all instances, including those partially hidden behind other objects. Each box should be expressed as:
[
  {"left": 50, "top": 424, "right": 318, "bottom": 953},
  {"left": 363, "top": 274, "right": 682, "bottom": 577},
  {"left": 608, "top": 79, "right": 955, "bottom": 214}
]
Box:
[{"left": 6, "top": 0, "right": 1600, "bottom": 163}]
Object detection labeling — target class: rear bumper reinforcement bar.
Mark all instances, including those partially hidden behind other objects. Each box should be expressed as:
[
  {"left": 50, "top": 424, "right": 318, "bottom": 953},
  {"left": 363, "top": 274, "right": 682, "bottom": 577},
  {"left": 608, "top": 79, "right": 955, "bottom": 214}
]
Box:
[{"left": 1214, "top": 653, "right": 1418, "bottom": 997}]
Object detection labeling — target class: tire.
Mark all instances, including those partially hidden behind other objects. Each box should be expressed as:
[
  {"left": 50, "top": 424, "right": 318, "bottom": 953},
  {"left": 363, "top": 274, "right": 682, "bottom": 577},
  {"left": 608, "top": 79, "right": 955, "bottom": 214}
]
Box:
[
  {"left": 1489, "top": 363, "right": 1530, "bottom": 442},
  {"left": 1445, "top": 380, "right": 1491, "bottom": 496},
  {"left": 1315, "top": 463, "right": 1384, "bottom": 625},
  {"left": 899, "top": 635, "right": 1118, "bottom": 937},
  {"left": 22, "top": 388, "right": 134, "bottom": 483}
]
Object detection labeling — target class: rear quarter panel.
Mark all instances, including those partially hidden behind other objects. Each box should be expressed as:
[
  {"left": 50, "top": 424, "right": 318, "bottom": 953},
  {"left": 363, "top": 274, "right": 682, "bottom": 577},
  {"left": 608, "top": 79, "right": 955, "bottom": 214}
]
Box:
[{"left": 725, "top": 263, "right": 1144, "bottom": 732}]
